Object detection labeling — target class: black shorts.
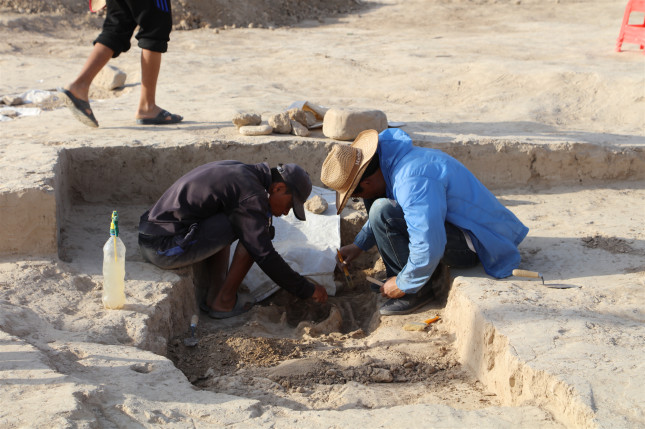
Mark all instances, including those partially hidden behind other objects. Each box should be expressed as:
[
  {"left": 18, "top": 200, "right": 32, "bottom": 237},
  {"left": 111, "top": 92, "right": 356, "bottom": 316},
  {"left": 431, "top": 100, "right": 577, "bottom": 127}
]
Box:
[{"left": 94, "top": 0, "right": 172, "bottom": 57}]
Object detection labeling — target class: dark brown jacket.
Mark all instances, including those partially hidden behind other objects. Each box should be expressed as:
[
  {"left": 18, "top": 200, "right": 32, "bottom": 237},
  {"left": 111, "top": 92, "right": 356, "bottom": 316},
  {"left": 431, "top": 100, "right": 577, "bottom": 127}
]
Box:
[{"left": 139, "top": 161, "right": 315, "bottom": 298}]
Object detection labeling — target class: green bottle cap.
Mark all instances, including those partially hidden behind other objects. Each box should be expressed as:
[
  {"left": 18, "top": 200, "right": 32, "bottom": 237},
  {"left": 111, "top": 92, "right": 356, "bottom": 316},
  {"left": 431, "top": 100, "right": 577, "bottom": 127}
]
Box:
[{"left": 110, "top": 210, "right": 119, "bottom": 237}]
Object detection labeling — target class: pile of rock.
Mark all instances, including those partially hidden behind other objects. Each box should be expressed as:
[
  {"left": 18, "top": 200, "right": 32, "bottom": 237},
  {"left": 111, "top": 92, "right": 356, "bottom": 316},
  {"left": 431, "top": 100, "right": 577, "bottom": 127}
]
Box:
[
  {"left": 233, "top": 107, "right": 317, "bottom": 137},
  {"left": 232, "top": 106, "right": 389, "bottom": 141}
]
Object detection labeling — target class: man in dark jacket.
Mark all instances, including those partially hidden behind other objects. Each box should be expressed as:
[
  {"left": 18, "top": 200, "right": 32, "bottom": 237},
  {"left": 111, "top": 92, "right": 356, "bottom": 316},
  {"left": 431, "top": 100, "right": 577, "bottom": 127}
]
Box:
[{"left": 139, "top": 161, "right": 328, "bottom": 319}]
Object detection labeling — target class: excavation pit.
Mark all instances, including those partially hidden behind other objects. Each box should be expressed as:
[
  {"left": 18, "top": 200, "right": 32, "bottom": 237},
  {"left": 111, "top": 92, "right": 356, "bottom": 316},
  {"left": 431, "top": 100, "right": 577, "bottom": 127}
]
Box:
[
  {"left": 45, "top": 142, "right": 524, "bottom": 413},
  {"left": 4, "top": 139, "right": 642, "bottom": 425},
  {"left": 166, "top": 283, "right": 500, "bottom": 412}
]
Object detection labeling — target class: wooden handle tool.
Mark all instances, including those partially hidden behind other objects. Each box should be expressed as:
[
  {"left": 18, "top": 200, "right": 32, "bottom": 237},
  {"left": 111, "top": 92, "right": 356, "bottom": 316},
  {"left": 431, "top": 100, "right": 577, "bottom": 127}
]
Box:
[{"left": 512, "top": 269, "right": 544, "bottom": 285}]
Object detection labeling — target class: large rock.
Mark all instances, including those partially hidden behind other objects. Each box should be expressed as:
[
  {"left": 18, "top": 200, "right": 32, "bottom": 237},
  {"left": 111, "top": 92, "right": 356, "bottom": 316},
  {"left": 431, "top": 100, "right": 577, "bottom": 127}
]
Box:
[
  {"left": 290, "top": 120, "right": 310, "bottom": 137},
  {"left": 287, "top": 108, "right": 308, "bottom": 127},
  {"left": 94, "top": 65, "right": 127, "bottom": 90},
  {"left": 268, "top": 112, "right": 291, "bottom": 134},
  {"left": 322, "top": 108, "right": 388, "bottom": 141}
]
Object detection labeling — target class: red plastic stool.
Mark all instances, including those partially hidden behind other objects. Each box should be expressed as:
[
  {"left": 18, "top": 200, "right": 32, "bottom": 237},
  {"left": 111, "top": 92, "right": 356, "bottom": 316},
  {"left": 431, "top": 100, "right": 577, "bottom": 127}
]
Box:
[{"left": 616, "top": 0, "right": 645, "bottom": 53}]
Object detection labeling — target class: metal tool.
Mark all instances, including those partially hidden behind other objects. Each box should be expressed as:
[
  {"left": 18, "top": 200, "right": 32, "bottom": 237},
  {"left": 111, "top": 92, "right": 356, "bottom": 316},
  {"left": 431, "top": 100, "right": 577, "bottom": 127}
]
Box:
[
  {"left": 365, "top": 276, "right": 384, "bottom": 292},
  {"left": 183, "top": 314, "right": 199, "bottom": 347},
  {"left": 336, "top": 249, "right": 354, "bottom": 289},
  {"left": 512, "top": 269, "right": 581, "bottom": 289}
]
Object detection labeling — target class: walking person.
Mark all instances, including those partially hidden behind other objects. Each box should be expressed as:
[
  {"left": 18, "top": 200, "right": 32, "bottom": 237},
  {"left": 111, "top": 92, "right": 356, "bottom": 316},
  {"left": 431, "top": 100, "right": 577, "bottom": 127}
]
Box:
[{"left": 59, "top": 0, "right": 182, "bottom": 127}]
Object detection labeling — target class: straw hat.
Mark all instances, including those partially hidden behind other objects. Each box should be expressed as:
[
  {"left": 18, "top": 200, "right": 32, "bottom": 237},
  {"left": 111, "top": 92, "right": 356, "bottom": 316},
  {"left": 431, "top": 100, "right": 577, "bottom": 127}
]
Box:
[{"left": 321, "top": 129, "right": 379, "bottom": 214}]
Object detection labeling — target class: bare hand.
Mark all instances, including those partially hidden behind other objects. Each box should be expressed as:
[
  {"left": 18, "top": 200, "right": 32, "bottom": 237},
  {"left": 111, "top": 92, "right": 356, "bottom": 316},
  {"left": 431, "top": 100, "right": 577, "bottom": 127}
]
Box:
[
  {"left": 311, "top": 284, "right": 328, "bottom": 303},
  {"left": 382, "top": 276, "right": 405, "bottom": 299},
  {"left": 337, "top": 244, "right": 363, "bottom": 271}
]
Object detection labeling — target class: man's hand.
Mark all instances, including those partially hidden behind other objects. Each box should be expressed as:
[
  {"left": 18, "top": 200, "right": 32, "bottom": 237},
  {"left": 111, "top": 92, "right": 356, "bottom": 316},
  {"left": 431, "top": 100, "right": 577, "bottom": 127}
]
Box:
[
  {"left": 311, "top": 284, "right": 328, "bottom": 303},
  {"left": 382, "top": 276, "right": 405, "bottom": 299},
  {"left": 337, "top": 244, "right": 363, "bottom": 271}
]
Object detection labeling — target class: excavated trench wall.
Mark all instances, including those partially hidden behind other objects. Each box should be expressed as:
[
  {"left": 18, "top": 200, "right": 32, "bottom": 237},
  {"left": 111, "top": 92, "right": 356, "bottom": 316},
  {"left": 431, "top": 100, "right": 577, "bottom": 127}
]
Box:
[
  {"left": 59, "top": 140, "right": 645, "bottom": 208},
  {"left": 2, "top": 138, "right": 643, "bottom": 258}
]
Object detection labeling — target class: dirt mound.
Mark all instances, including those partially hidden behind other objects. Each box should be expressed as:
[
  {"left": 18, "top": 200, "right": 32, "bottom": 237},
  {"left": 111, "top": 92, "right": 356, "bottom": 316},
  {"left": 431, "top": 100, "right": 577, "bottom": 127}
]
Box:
[
  {"left": 173, "top": 0, "right": 364, "bottom": 29},
  {"left": 0, "top": 0, "right": 365, "bottom": 29}
]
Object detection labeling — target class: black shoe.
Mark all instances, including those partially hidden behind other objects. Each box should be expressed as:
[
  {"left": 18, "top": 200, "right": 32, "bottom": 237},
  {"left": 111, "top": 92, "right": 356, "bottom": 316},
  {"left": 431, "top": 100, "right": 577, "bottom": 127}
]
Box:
[
  {"left": 379, "top": 292, "right": 435, "bottom": 315},
  {"left": 379, "top": 279, "right": 436, "bottom": 316}
]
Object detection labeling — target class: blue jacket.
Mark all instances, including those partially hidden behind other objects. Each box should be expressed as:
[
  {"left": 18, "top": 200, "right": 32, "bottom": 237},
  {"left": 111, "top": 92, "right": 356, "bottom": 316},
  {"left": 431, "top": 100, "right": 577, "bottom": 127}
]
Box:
[{"left": 354, "top": 129, "right": 529, "bottom": 293}]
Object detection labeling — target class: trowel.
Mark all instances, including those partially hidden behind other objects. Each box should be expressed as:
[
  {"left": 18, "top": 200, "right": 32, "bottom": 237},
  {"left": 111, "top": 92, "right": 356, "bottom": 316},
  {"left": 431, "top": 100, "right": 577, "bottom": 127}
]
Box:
[
  {"left": 512, "top": 269, "right": 581, "bottom": 289},
  {"left": 183, "top": 314, "right": 199, "bottom": 347}
]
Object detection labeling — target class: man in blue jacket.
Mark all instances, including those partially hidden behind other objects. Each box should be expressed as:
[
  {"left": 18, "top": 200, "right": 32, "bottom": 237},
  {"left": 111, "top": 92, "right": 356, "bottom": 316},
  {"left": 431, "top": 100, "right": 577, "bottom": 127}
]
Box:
[{"left": 321, "top": 129, "right": 528, "bottom": 315}]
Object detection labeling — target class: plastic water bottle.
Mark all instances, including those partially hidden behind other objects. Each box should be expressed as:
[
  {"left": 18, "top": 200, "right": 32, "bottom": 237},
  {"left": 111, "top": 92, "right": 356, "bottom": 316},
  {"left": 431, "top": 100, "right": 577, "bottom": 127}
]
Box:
[{"left": 102, "top": 210, "right": 126, "bottom": 309}]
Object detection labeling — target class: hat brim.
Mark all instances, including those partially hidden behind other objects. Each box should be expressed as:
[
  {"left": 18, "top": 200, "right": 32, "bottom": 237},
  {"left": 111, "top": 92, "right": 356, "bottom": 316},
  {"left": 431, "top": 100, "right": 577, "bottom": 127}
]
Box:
[
  {"left": 292, "top": 193, "right": 306, "bottom": 221},
  {"left": 335, "top": 129, "right": 379, "bottom": 214}
]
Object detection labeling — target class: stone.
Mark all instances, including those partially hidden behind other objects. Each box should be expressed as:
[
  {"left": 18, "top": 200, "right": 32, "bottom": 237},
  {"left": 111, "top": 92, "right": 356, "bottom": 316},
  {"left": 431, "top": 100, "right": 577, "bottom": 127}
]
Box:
[
  {"left": 268, "top": 112, "right": 291, "bottom": 134},
  {"left": 238, "top": 124, "right": 273, "bottom": 136},
  {"left": 232, "top": 112, "right": 261, "bottom": 128},
  {"left": 290, "top": 120, "right": 310, "bottom": 137},
  {"left": 287, "top": 108, "right": 308, "bottom": 126},
  {"left": 2, "top": 95, "right": 23, "bottom": 106},
  {"left": 403, "top": 322, "right": 428, "bottom": 331},
  {"left": 322, "top": 108, "right": 388, "bottom": 141},
  {"left": 370, "top": 368, "right": 393, "bottom": 383},
  {"left": 94, "top": 65, "right": 127, "bottom": 90},
  {"left": 305, "top": 195, "right": 328, "bottom": 214},
  {"left": 305, "top": 110, "right": 318, "bottom": 127}
]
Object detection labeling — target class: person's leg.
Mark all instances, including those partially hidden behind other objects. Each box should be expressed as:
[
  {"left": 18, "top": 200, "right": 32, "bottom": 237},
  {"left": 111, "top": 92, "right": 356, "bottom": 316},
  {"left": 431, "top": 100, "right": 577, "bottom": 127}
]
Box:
[
  {"left": 206, "top": 242, "right": 255, "bottom": 312},
  {"left": 136, "top": 49, "right": 163, "bottom": 119},
  {"left": 59, "top": 42, "right": 114, "bottom": 127},
  {"left": 138, "top": 213, "right": 255, "bottom": 314},
  {"left": 368, "top": 199, "right": 449, "bottom": 315},
  {"left": 61, "top": 0, "right": 135, "bottom": 127},
  {"left": 66, "top": 43, "right": 114, "bottom": 102},
  {"left": 130, "top": 0, "right": 182, "bottom": 123},
  {"left": 368, "top": 198, "right": 410, "bottom": 278},
  {"left": 193, "top": 245, "right": 230, "bottom": 307}
]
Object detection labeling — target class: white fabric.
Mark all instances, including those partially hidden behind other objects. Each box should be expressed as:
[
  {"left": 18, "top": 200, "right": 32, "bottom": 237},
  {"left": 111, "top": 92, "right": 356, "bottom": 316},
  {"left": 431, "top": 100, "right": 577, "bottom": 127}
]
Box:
[{"left": 233, "top": 186, "right": 340, "bottom": 302}]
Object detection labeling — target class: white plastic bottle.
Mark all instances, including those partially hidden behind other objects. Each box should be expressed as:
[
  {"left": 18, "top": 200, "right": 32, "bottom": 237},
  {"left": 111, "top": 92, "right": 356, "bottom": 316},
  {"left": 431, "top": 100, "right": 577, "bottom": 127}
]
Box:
[{"left": 102, "top": 210, "right": 126, "bottom": 309}]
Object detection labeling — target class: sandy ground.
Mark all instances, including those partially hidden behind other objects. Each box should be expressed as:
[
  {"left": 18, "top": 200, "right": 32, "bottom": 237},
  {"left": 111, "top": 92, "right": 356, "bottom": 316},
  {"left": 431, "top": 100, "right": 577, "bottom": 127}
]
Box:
[{"left": 0, "top": 0, "right": 644, "bottom": 428}]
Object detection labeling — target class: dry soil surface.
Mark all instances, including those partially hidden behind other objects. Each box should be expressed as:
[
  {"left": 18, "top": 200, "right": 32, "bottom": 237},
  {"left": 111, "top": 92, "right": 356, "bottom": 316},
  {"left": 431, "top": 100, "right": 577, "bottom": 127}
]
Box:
[{"left": 0, "top": 0, "right": 643, "bottom": 428}]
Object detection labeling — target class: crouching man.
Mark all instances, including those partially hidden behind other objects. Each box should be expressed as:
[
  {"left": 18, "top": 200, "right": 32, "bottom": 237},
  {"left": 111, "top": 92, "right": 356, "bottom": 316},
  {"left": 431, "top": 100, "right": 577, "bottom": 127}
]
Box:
[
  {"left": 139, "top": 161, "right": 328, "bottom": 319},
  {"left": 321, "top": 129, "right": 528, "bottom": 316}
]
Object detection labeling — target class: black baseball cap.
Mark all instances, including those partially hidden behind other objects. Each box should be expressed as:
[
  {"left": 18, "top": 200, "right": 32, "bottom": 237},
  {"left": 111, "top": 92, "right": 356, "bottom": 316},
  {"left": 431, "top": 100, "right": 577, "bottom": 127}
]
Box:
[{"left": 277, "top": 163, "right": 312, "bottom": 221}]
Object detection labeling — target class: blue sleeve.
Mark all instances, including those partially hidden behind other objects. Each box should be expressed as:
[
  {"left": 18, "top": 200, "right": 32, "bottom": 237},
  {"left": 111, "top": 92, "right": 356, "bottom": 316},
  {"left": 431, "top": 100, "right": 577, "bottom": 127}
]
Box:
[
  {"left": 395, "top": 177, "right": 447, "bottom": 293},
  {"left": 354, "top": 219, "right": 376, "bottom": 251}
]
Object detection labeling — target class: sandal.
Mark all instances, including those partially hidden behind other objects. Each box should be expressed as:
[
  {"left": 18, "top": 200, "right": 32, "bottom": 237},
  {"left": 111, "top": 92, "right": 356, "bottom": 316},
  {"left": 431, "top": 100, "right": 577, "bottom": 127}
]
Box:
[
  {"left": 136, "top": 109, "right": 183, "bottom": 125},
  {"left": 58, "top": 88, "right": 99, "bottom": 128},
  {"left": 204, "top": 294, "right": 254, "bottom": 319}
]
